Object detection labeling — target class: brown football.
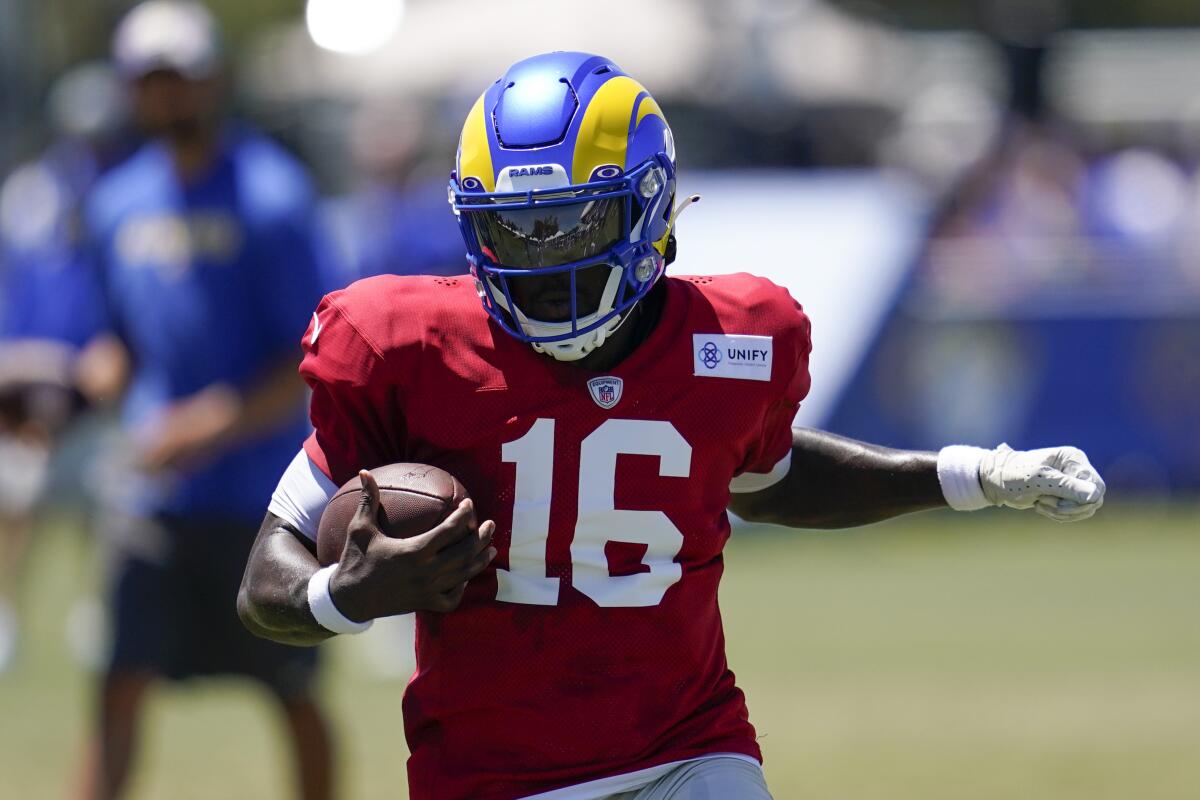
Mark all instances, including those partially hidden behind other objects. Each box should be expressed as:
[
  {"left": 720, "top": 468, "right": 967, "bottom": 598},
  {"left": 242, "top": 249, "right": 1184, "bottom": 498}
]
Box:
[{"left": 315, "top": 463, "right": 470, "bottom": 566}]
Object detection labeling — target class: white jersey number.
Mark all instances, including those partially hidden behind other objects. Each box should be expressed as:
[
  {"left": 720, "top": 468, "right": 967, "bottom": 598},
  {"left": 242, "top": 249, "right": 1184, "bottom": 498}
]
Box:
[{"left": 498, "top": 418, "right": 691, "bottom": 607}]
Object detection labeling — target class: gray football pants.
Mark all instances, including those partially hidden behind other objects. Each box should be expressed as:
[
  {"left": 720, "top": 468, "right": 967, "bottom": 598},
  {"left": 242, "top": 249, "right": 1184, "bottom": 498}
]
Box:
[{"left": 607, "top": 757, "right": 772, "bottom": 800}]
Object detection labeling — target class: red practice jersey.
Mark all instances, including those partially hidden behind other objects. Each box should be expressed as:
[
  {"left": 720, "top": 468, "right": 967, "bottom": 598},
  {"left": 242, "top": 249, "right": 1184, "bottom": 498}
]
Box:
[{"left": 300, "top": 273, "right": 812, "bottom": 800}]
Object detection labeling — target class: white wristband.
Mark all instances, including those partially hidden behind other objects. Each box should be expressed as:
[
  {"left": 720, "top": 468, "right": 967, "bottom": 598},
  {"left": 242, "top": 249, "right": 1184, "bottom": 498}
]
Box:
[
  {"left": 937, "top": 445, "right": 992, "bottom": 511},
  {"left": 307, "top": 565, "right": 373, "bottom": 635}
]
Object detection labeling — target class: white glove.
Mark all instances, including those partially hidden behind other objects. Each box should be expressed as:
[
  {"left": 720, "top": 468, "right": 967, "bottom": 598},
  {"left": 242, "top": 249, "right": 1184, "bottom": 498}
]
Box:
[{"left": 938, "top": 443, "right": 1106, "bottom": 522}]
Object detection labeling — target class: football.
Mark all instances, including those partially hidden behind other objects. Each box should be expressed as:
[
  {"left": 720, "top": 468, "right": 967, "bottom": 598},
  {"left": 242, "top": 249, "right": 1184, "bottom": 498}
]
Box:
[{"left": 315, "top": 463, "right": 470, "bottom": 566}]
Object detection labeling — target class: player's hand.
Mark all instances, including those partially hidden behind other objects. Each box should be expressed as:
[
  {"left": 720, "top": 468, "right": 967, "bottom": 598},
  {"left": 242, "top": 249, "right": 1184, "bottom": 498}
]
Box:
[
  {"left": 328, "top": 470, "right": 497, "bottom": 620},
  {"left": 979, "top": 443, "right": 1106, "bottom": 522},
  {"left": 136, "top": 385, "right": 240, "bottom": 473}
]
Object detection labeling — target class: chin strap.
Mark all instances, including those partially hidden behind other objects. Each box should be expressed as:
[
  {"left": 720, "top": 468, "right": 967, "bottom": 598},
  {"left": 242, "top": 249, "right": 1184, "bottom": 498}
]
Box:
[
  {"left": 663, "top": 194, "right": 700, "bottom": 266},
  {"left": 670, "top": 194, "right": 701, "bottom": 228}
]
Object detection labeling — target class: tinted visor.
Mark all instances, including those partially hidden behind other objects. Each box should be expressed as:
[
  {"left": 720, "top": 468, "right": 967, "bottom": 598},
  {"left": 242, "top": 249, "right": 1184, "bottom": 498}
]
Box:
[{"left": 465, "top": 196, "right": 625, "bottom": 269}]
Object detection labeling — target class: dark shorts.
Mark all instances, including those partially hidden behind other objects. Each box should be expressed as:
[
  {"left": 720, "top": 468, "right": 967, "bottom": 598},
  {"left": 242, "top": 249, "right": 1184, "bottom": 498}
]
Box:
[{"left": 107, "top": 514, "right": 319, "bottom": 698}]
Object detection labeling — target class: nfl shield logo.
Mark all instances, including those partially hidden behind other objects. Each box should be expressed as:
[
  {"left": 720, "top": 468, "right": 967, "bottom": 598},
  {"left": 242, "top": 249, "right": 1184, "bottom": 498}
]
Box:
[{"left": 586, "top": 376, "right": 623, "bottom": 410}]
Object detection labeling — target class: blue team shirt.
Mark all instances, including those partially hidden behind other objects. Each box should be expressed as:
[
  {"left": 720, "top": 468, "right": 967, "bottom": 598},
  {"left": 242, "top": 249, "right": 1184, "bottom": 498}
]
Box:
[
  {"left": 0, "top": 145, "right": 108, "bottom": 347},
  {"left": 359, "top": 179, "right": 466, "bottom": 277},
  {"left": 325, "top": 177, "right": 466, "bottom": 287},
  {"left": 86, "top": 129, "right": 329, "bottom": 520}
]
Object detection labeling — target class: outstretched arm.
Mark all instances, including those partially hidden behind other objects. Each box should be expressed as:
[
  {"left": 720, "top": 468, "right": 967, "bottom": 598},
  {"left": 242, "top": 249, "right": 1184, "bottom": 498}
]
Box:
[
  {"left": 730, "top": 429, "right": 943, "bottom": 528},
  {"left": 730, "top": 428, "right": 1105, "bottom": 529}
]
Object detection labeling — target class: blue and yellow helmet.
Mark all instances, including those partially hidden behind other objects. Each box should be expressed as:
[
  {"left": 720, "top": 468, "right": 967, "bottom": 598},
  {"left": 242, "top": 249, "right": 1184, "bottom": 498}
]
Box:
[{"left": 451, "top": 51, "right": 677, "bottom": 361}]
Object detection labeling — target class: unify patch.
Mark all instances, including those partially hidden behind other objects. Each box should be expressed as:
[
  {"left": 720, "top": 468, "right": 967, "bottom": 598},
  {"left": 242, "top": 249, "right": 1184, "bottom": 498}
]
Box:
[{"left": 692, "top": 334, "right": 773, "bottom": 381}]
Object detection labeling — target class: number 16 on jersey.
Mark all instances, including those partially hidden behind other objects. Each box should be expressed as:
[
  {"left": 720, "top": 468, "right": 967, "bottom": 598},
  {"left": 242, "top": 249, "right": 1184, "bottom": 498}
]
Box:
[{"left": 498, "top": 418, "right": 693, "bottom": 608}]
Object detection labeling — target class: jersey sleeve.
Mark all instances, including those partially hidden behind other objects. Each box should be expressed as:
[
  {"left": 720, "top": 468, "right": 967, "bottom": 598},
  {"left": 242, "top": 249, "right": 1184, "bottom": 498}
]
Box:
[
  {"left": 299, "top": 291, "right": 406, "bottom": 486},
  {"left": 730, "top": 283, "right": 812, "bottom": 491}
]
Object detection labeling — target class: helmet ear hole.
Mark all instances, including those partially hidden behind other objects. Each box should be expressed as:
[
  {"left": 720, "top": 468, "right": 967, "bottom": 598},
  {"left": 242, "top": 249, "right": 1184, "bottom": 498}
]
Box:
[{"left": 664, "top": 234, "right": 677, "bottom": 266}]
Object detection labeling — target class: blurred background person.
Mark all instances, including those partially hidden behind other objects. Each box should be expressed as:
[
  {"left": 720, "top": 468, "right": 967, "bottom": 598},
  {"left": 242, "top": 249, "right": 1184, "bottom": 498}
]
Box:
[
  {"left": 318, "top": 98, "right": 463, "bottom": 678},
  {"left": 323, "top": 99, "right": 465, "bottom": 289},
  {"left": 72, "top": 2, "right": 335, "bottom": 798},
  {"left": 0, "top": 61, "right": 132, "bottom": 674}
]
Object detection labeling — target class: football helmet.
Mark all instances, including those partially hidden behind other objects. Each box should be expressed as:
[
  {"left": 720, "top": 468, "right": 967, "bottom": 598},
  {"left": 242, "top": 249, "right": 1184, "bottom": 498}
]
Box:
[{"left": 450, "top": 52, "right": 679, "bottom": 361}]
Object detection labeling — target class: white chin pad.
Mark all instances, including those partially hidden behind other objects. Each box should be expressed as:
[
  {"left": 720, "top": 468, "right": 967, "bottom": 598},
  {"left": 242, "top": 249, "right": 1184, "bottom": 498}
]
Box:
[{"left": 531, "top": 314, "right": 622, "bottom": 361}]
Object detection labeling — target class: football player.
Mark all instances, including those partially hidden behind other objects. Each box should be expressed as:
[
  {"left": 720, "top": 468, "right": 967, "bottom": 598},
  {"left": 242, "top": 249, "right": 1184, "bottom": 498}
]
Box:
[{"left": 240, "top": 52, "right": 1105, "bottom": 800}]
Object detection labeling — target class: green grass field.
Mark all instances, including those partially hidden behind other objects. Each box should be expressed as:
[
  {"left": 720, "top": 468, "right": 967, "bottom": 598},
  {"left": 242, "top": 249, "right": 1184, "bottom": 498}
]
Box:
[{"left": 2, "top": 504, "right": 1198, "bottom": 799}]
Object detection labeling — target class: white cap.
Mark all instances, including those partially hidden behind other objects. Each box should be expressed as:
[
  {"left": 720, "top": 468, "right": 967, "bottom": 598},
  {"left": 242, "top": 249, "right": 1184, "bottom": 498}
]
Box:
[{"left": 112, "top": 0, "right": 221, "bottom": 81}]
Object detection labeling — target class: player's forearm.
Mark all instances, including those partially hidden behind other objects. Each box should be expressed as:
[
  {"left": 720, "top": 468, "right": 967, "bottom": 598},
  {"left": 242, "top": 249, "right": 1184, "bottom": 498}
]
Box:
[
  {"left": 730, "top": 428, "right": 945, "bottom": 528},
  {"left": 211, "top": 356, "right": 307, "bottom": 448},
  {"left": 238, "top": 514, "right": 335, "bottom": 646}
]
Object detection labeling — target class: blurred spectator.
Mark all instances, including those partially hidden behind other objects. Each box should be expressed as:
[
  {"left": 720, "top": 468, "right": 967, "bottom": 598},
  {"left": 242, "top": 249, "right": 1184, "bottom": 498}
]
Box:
[
  {"left": 319, "top": 101, "right": 457, "bottom": 678},
  {"left": 919, "top": 0, "right": 1092, "bottom": 304},
  {"left": 72, "top": 3, "right": 334, "bottom": 798},
  {"left": 1081, "top": 147, "right": 1189, "bottom": 245},
  {"left": 0, "top": 61, "right": 132, "bottom": 674},
  {"left": 325, "top": 100, "right": 465, "bottom": 287},
  {"left": 917, "top": 0, "right": 1200, "bottom": 309}
]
